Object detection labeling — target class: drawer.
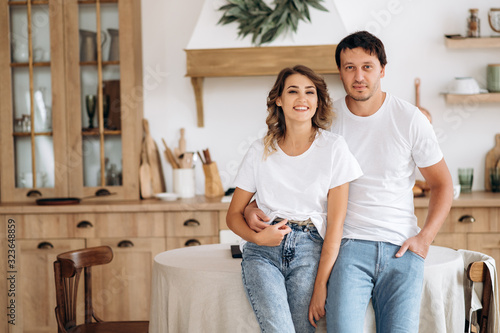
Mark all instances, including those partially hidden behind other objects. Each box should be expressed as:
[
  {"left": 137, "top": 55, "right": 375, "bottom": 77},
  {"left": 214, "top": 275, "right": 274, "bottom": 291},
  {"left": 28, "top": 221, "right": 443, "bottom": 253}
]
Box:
[
  {"left": 449, "top": 208, "right": 498, "bottom": 233},
  {"left": 416, "top": 207, "right": 497, "bottom": 233},
  {"left": 165, "top": 211, "right": 218, "bottom": 237},
  {"left": 166, "top": 236, "right": 219, "bottom": 250},
  {"left": 70, "top": 212, "right": 165, "bottom": 238},
  {"left": 7, "top": 214, "right": 73, "bottom": 239}
]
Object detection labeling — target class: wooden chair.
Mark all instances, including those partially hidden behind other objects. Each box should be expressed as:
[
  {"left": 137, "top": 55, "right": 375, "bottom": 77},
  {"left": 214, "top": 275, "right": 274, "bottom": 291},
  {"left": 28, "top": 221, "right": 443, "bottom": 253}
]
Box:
[
  {"left": 54, "top": 245, "right": 149, "bottom": 333},
  {"left": 467, "top": 261, "right": 493, "bottom": 333}
]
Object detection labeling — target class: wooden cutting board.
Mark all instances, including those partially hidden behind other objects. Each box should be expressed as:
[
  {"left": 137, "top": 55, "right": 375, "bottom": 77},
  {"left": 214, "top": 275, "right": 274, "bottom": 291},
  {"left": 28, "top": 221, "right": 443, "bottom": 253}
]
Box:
[
  {"left": 143, "top": 119, "right": 166, "bottom": 194},
  {"left": 485, "top": 133, "right": 500, "bottom": 191},
  {"left": 139, "top": 141, "right": 153, "bottom": 199}
]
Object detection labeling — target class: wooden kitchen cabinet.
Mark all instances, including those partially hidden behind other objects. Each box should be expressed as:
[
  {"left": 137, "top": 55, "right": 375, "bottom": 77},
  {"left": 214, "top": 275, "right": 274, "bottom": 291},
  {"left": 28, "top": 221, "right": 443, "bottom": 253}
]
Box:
[
  {"left": 1, "top": 211, "right": 166, "bottom": 332},
  {"left": 0, "top": 198, "right": 229, "bottom": 332},
  {"left": 15, "top": 238, "right": 86, "bottom": 333},
  {"left": 415, "top": 193, "right": 500, "bottom": 265},
  {"left": 86, "top": 237, "right": 165, "bottom": 321},
  {"left": 0, "top": 0, "right": 143, "bottom": 203}
]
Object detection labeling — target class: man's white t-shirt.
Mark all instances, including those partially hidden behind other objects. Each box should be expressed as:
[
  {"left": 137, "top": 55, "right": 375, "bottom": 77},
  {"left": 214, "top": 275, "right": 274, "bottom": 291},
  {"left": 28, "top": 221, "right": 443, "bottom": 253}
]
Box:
[
  {"left": 331, "top": 93, "right": 443, "bottom": 245},
  {"left": 234, "top": 129, "right": 363, "bottom": 239}
]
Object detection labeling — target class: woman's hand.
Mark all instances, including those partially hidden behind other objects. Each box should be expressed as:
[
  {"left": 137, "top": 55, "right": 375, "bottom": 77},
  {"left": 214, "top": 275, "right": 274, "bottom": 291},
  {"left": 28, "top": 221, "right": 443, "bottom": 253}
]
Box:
[
  {"left": 308, "top": 284, "right": 327, "bottom": 328},
  {"left": 254, "top": 219, "right": 291, "bottom": 246}
]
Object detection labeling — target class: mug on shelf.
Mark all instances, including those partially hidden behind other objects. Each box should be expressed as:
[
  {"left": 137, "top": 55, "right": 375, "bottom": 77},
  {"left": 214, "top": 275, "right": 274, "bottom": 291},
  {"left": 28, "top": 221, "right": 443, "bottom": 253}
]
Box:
[{"left": 487, "top": 64, "right": 500, "bottom": 92}]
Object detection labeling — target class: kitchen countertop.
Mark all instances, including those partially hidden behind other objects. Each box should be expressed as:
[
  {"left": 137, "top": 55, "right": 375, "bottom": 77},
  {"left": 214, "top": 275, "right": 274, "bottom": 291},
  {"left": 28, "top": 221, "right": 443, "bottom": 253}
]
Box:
[
  {"left": 0, "top": 192, "right": 499, "bottom": 214},
  {"left": 414, "top": 191, "right": 500, "bottom": 208},
  {"left": 0, "top": 195, "right": 230, "bottom": 214}
]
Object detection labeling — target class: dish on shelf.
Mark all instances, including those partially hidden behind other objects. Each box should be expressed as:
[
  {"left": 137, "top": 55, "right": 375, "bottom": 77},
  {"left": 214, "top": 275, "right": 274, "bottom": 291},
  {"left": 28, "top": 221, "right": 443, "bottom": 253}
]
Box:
[{"left": 155, "top": 192, "right": 179, "bottom": 201}]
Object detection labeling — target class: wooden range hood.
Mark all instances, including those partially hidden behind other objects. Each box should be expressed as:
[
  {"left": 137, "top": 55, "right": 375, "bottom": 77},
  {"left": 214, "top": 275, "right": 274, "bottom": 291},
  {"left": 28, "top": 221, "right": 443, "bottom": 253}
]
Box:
[{"left": 185, "top": 44, "right": 338, "bottom": 127}]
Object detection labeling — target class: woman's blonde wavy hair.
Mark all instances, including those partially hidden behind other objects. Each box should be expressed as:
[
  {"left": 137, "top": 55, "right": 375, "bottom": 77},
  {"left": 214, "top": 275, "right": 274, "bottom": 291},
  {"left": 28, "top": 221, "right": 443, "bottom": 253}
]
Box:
[{"left": 263, "top": 65, "right": 334, "bottom": 158}]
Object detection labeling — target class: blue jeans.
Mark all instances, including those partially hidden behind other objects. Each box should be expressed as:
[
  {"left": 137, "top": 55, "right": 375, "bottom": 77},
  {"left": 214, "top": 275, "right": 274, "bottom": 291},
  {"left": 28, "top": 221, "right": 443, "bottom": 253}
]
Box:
[
  {"left": 326, "top": 239, "right": 424, "bottom": 333},
  {"left": 241, "top": 221, "right": 323, "bottom": 333}
]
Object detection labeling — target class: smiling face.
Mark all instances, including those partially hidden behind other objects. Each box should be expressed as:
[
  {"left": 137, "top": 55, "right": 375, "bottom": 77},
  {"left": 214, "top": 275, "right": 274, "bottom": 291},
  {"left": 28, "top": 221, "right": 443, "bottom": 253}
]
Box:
[
  {"left": 339, "top": 47, "right": 385, "bottom": 102},
  {"left": 276, "top": 74, "right": 318, "bottom": 126}
]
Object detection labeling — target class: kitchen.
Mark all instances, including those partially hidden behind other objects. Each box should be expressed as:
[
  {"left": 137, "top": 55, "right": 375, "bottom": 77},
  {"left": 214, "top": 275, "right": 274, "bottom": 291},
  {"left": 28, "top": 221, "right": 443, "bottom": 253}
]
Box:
[{"left": 0, "top": 0, "right": 499, "bottom": 332}]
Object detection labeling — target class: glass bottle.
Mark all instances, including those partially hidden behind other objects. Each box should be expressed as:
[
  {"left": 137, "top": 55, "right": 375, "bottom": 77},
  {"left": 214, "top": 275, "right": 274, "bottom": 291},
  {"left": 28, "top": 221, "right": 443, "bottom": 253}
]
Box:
[
  {"left": 22, "top": 114, "right": 31, "bottom": 132},
  {"left": 106, "top": 163, "right": 120, "bottom": 186},
  {"left": 467, "top": 9, "right": 480, "bottom": 37}
]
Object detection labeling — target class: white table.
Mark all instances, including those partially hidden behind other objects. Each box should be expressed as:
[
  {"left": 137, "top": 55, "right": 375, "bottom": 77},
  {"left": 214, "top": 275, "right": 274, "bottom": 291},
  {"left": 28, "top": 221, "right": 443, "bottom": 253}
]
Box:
[{"left": 149, "top": 244, "right": 465, "bottom": 333}]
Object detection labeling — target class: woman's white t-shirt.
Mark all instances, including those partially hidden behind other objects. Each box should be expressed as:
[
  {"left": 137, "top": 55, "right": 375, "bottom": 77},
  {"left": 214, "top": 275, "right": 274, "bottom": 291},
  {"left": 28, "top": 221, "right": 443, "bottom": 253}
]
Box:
[{"left": 234, "top": 129, "right": 363, "bottom": 239}]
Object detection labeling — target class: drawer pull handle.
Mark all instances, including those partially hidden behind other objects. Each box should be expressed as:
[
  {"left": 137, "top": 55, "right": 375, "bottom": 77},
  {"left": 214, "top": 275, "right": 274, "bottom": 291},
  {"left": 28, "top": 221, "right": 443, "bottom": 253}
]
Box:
[
  {"left": 118, "top": 240, "right": 134, "bottom": 248},
  {"left": 77, "top": 221, "right": 94, "bottom": 228},
  {"left": 26, "top": 190, "right": 42, "bottom": 197},
  {"left": 95, "top": 188, "right": 112, "bottom": 197},
  {"left": 459, "top": 215, "right": 475, "bottom": 223},
  {"left": 184, "top": 219, "right": 200, "bottom": 227},
  {"left": 37, "top": 241, "right": 54, "bottom": 250},
  {"left": 185, "top": 239, "right": 201, "bottom": 247}
]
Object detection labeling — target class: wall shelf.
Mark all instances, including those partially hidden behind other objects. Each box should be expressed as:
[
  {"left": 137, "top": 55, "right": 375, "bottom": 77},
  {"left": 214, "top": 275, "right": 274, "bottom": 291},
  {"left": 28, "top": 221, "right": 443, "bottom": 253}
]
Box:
[
  {"left": 444, "top": 93, "right": 500, "bottom": 104},
  {"left": 185, "top": 44, "right": 338, "bottom": 127},
  {"left": 444, "top": 36, "right": 500, "bottom": 49}
]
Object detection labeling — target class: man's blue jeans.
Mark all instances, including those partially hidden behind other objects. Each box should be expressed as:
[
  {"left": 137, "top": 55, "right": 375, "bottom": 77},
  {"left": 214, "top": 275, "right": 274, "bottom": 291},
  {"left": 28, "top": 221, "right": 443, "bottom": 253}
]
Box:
[
  {"left": 241, "top": 222, "right": 323, "bottom": 333},
  {"left": 326, "top": 239, "right": 425, "bottom": 333}
]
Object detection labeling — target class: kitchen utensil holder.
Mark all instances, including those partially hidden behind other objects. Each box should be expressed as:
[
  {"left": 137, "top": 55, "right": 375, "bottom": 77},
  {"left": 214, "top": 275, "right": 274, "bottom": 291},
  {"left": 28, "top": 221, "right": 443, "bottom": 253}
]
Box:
[{"left": 202, "top": 162, "right": 224, "bottom": 197}]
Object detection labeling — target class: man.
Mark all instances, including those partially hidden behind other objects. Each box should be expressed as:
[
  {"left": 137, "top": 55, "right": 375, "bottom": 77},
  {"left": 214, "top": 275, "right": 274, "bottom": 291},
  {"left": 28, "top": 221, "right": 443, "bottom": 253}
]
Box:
[{"left": 245, "top": 31, "right": 453, "bottom": 332}]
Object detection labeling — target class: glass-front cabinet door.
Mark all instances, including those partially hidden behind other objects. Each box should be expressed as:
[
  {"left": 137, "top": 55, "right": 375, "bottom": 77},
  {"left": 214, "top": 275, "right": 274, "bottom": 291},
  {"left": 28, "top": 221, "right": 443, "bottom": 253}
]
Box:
[
  {"left": 74, "top": 0, "right": 123, "bottom": 189},
  {"left": 0, "top": 0, "right": 67, "bottom": 203},
  {"left": 0, "top": 0, "right": 142, "bottom": 203},
  {"left": 65, "top": 0, "right": 142, "bottom": 200}
]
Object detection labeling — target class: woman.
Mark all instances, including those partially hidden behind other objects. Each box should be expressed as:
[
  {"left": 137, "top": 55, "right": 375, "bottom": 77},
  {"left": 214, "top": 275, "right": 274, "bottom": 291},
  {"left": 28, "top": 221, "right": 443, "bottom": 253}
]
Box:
[{"left": 226, "top": 65, "right": 362, "bottom": 332}]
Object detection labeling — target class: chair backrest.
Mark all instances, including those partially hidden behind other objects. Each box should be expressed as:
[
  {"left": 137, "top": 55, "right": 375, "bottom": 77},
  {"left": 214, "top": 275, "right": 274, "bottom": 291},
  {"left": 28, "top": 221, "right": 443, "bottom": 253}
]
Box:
[
  {"left": 467, "top": 261, "right": 492, "bottom": 333},
  {"left": 54, "top": 246, "right": 113, "bottom": 332}
]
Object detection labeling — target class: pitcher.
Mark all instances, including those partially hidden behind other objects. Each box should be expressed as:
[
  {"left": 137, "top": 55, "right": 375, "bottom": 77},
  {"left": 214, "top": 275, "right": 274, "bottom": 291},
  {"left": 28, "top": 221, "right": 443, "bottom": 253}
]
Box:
[
  {"left": 12, "top": 40, "right": 29, "bottom": 63},
  {"left": 107, "top": 28, "right": 119, "bottom": 61},
  {"left": 79, "top": 29, "right": 107, "bottom": 62}
]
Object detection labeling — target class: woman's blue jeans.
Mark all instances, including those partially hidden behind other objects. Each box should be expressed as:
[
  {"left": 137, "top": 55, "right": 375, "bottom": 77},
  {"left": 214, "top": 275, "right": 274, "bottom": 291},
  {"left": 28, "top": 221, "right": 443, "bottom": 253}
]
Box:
[
  {"left": 326, "top": 239, "right": 425, "bottom": 333},
  {"left": 241, "top": 222, "right": 323, "bottom": 333}
]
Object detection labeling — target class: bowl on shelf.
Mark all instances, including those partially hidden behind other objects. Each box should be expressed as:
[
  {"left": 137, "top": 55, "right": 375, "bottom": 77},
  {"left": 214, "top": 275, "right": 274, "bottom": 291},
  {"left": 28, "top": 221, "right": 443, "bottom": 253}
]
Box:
[
  {"left": 155, "top": 192, "right": 179, "bottom": 201},
  {"left": 448, "top": 77, "right": 482, "bottom": 95}
]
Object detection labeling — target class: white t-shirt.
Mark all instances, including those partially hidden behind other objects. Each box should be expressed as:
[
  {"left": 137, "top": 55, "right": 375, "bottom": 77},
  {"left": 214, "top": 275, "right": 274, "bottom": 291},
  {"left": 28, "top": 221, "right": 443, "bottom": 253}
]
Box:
[
  {"left": 331, "top": 93, "right": 443, "bottom": 245},
  {"left": 234, "top": 129, "right": 363, "bottom": 239}
]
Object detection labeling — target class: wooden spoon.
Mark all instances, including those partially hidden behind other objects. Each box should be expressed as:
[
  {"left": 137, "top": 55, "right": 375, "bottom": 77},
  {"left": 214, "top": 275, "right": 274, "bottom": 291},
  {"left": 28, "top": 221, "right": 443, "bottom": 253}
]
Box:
[
  {"left": 179, "top": 128, "right": 186, "bottom": 155},
  {"left": 415, "top": 78, "right": 432, "bottom": 123}
]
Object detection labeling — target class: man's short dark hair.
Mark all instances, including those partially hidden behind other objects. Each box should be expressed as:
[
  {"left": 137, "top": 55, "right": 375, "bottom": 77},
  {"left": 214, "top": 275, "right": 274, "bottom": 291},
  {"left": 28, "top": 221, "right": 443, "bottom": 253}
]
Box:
[{"left": 335, "top": 31, "right": 387, "bottom": 68}]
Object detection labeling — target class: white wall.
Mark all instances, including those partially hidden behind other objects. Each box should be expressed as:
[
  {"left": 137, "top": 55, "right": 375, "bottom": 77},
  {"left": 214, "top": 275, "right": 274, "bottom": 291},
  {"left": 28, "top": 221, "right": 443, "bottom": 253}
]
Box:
[{"left": 142, "top": 0, "right": 500, "bottom": 194}]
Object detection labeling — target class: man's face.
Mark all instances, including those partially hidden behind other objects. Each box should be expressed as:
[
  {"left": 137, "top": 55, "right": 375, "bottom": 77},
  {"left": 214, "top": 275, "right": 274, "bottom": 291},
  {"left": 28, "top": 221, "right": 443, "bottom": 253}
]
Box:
[{"left": 338, "top": 47, "right": 385, "bottom": 102}]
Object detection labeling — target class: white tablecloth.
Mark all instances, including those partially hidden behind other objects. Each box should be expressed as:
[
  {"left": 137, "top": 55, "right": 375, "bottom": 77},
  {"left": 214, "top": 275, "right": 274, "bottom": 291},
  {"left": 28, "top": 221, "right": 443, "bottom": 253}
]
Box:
[{"left": 149, "top": 244, "right": 466, "bottom": 333}]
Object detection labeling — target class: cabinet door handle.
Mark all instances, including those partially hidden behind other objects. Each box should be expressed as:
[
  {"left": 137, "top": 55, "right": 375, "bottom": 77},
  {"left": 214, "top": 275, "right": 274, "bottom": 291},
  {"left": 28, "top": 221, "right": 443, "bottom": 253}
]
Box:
[
  {"left": 37, "top": 241, "right": 54, "bottom": 249},
  {"left": 77, "top": 221, "right": 94, "bottom": 228},
  {"left": 458, "top": 215, "right": 476, "bottom": 223},
  {"left": 118, "top": 240, "right": 134, "bottom": 248},
  {"left": 26, "top": 190, "right": 42, "bottom": 197},
  {"left": 183, "top": 219, "right": 200, "bottom": 227},
  {"left": 185, "top": 239, "right": 201, "bottom": 247}
]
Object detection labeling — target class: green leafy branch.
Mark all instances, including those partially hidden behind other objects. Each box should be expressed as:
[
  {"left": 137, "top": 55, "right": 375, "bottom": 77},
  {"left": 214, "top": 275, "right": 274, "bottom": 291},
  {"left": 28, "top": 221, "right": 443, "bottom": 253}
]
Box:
[{"left": 217, "top": 0, "right": 329, "bottom": 46}]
